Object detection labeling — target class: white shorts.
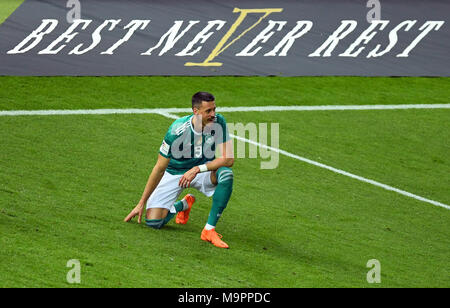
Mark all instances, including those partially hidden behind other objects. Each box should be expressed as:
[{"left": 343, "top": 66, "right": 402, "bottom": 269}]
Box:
[{"left": 146, "top": 171, "right": 217, "bottom": 213}]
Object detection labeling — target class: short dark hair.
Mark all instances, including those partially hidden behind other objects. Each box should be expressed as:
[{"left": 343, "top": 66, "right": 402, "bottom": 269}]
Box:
[{"left": 192, "top": 92, "right": 215, "bottom": 109}]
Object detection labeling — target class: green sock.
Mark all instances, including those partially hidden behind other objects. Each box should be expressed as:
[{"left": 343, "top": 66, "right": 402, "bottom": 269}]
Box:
[
  {"left": 159, "top": 200, "right": 186, "bottom": 228},
  {"left": 207, "top": 167, "right": 234, "bottom": 227},
  {"left": 173, "top": 200, "right": 187, "bottom": 213},
  {"left": 145, "top": 212, "right": 176, "bottom": 229},
  {"left": 162, "top": 212, "right": 175, "bottom": 226},
  {"left": 145, "top": 212, "right": 175, "bottom": 229},
  {"left": 145, "top": 219, "right": 164, "bottom": 229}
]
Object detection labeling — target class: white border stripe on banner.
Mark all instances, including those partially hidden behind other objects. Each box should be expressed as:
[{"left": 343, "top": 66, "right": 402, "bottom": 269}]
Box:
[{"left": 1, "top": 103, "right": 449, "bottom": 116}]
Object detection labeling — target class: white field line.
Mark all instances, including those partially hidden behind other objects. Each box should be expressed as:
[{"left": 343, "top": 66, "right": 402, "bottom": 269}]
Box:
[
  {"left": 161, "top": 111, "right": 450, "bottom": 211},
  {"left": 1, "top": 104, "right": 450, "bottom": 116},
  {"left": 1, "top": 104, "right": 449, "bottom": 210},
  {"left": 231, "top": 134, "right": 450, "bottom": 211}
]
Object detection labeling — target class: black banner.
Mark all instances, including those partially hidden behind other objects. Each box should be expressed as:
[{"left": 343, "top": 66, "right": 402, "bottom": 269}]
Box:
[{"left": 0, "top": 0, "right": 448, "bottom": 76}]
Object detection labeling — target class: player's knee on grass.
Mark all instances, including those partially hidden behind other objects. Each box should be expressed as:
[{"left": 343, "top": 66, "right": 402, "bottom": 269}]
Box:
[
  {"left": 145, "top": 219, "right": 164, "bottom": 229},
  {"left": 145, "top": 213, "right": 175, "bottom": 229}
]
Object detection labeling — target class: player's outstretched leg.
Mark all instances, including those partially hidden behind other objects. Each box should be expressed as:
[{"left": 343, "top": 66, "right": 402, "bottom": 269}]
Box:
[
  {"left": 201, "top": 167, "right": 233, "bottom": 248},
  {"left": 175, "top": 194, "right": 196, "bottom": 224}
]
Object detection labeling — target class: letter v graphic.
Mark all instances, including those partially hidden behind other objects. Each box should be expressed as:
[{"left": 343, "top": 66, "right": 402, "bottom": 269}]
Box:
[{"left": 185, "top": 7, "right": 283, "bottom": 67}]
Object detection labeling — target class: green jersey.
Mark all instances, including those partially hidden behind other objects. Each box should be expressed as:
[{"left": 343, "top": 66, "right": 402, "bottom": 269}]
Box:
[{"left": 159, "top": 113, "right": 230, "bottom": 175}]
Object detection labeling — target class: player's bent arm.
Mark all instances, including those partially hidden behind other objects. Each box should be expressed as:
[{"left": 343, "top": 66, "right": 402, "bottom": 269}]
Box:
[
  {"left": 178, "top": 140, "right": 234, "bottom": 188},
  {"left": 201, "top": 156, "right": 234, "bottom": 171},
  {"left": 124, "top": 154, "right": 170, "bottom": 223},
  {"left": 138, "top": 154, "right": 170, "bottom": 205},
  {"left": 202, "top": 139, "right": 234, "bottom": 171}
]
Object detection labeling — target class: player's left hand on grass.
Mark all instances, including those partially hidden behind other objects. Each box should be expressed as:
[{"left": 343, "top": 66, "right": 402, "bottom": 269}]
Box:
[
  {"left": 179, "top": 166, "right": 200, "bottom": 188},
  {"left": 124, "top": 202, "right": 145, "bottom": 223}
]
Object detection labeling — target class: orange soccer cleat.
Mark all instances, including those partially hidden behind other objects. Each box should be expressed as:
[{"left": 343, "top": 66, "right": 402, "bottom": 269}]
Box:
[
  {"left": 175, "top": 194, "right": 195, "bottom": 225},
  {"left": 201, "top": 228, "right": 229, "bottom": 249}
]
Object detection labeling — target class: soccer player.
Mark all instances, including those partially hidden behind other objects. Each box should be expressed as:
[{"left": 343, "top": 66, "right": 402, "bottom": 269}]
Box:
[{"left": 124, "top": 92, "right": 234, "bottom": 249}]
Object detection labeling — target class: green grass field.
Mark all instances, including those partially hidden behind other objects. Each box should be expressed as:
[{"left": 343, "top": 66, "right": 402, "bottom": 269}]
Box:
[
  {"left": 0, "top": 1, "right": 449, "bottom": 288},
  {"left": 0, "top": 0, "right": 23, "bottom": 24}
]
